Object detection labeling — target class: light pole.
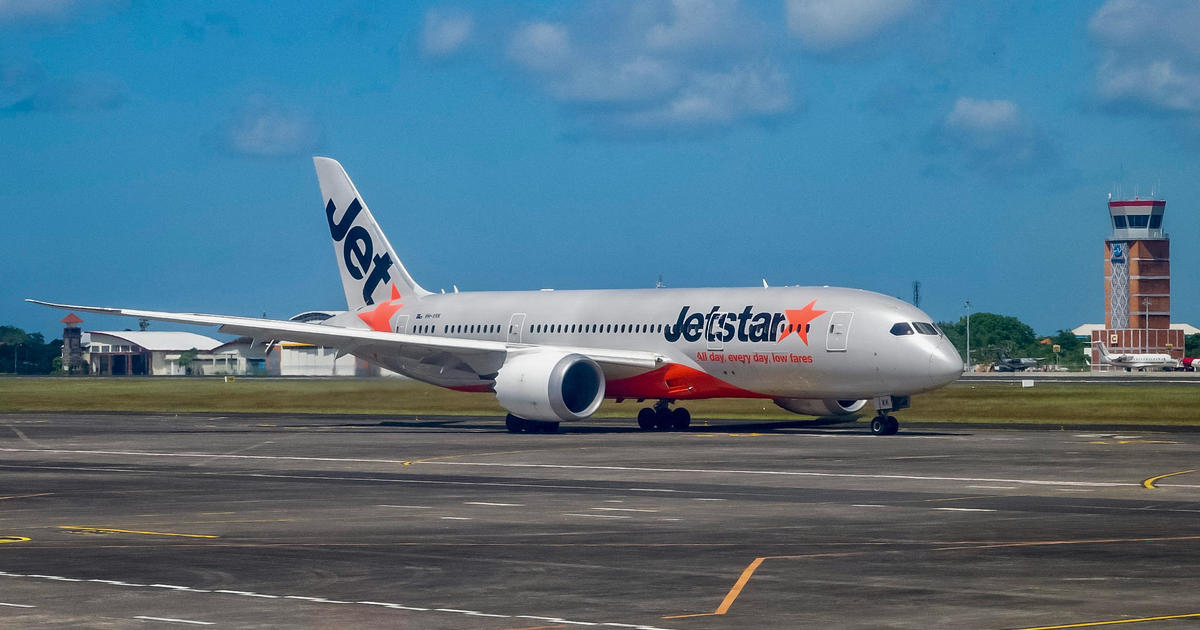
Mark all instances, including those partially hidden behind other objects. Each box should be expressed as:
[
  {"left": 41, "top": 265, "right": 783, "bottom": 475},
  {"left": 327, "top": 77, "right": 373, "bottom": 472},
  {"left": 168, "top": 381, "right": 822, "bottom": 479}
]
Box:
[{"left": 964, "top": 300, "right": 972, "bottom": 372}]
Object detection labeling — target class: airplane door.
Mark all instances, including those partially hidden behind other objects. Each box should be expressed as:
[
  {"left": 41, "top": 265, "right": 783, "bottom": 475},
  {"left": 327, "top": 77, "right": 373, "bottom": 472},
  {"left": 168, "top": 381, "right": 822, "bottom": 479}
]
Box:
[
  {"left": 393, "top": 314, "right": 409, "bottom": 334},
  {"left": 826, "top": 312, "right": 852, "bottom": 352},
  {"left": 507, "top": 313, "right": 526, "bottom": 344}
]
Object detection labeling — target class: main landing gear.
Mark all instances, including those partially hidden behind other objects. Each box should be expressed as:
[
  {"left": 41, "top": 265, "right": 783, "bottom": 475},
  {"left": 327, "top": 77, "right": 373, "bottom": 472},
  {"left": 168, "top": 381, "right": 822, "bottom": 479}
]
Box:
[
  {"left": 869, "top": 395, "right": 909, "bottom": 436},
  {"left": 636, "top": 399, "right": 691, "bottom": 431},
  {"left": 505, "top": 414, "right": 559, "bottom": 434}
]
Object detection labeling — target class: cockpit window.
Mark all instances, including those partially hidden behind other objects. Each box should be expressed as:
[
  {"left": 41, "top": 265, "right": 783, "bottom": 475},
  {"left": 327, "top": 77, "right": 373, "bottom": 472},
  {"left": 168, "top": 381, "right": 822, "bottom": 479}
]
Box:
[
  {"left": 912, "top": 322, "right": 939, "bottom": 335},
  {"left": 890, "top": 322, "right": 914, "bottom": 336}
]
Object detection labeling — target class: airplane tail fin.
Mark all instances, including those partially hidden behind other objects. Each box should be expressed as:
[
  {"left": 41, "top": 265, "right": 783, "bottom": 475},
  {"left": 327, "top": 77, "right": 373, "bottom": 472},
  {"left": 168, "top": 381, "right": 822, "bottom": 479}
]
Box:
[
  {"left": 1095, "top": 342, "right": 1113, "bottom": 362},
  {"left": 313, "top": 157, "right": 430, "bottom": 309}
]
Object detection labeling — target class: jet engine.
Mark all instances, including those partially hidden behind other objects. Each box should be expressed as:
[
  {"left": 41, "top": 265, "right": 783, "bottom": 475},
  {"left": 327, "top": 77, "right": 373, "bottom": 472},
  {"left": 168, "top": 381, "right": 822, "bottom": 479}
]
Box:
[
  {"left": 494, "top": 352, "right": 605, "bottom": 422},
  {"left": 773, "top": 398, "right": 867, "bottom": 417}
]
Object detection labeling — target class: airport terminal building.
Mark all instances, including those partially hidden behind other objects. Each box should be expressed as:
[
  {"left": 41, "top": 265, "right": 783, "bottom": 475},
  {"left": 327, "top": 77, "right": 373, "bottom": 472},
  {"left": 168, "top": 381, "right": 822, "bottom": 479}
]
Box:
[{"left": 62, "top": 314, "right": 390, "bottom": 376}]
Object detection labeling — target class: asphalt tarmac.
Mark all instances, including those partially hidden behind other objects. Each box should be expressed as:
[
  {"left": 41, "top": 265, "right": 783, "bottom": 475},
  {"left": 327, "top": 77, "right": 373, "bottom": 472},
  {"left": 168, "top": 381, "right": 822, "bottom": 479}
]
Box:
[{"left": 0, "top": 412, "right": 1198, "bottom": 629}]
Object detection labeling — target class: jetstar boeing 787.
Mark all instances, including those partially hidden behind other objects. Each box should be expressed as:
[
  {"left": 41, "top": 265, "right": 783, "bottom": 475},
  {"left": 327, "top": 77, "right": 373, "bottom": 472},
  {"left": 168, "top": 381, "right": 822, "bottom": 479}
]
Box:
[{"left": 31, "top": 157, "right": 962, "bottom": 435}]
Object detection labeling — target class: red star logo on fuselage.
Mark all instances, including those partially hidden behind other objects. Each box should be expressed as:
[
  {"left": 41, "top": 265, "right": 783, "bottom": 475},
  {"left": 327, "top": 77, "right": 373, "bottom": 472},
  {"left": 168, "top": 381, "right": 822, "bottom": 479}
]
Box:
[
  {"left": 777, "top": 299, "right": 827, "bottom": 345},
  {"left": 357, "top": 285, "right": 404, "bottom": 332}
]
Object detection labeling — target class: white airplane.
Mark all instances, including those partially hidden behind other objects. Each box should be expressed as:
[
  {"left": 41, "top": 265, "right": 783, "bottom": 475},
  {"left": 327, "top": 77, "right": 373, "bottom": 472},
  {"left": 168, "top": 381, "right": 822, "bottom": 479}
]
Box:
[
  {"left": 30, "top": 157, "right": 962, "bottom": 435},
  {"left": 1095, "top": 342, "right": 1179, "bottom": 371}
]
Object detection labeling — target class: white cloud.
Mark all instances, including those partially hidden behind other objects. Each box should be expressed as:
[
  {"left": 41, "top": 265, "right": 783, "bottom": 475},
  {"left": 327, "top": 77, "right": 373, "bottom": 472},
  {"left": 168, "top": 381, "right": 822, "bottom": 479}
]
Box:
[
  {"left": 785, "top": 0, "right": 920, "bottom": 52},
  {"left": 0, "top": 59, "right": 45, "bottom": 109},
  {"left": 0, "top": 0, "right": 116, "bottom": 22},
  {"left": 617, "top": 64, "right": 791, "bottom": 131},
  {"left": 225, "top": 97, "right": 322, "bottom": 157},
  {"left": 1, "top": 63, "right": 127, "bottom": 113},
  {"left": 1089, "top": 0, "right": 1200, "bottom": 115},
  {"left": 644, "top": 0, "right": 745, "bottom": 52},
  {"left": 507, "top": 21, "right": 572, "bottom": 72},
  {"left": 503, "top": 2, "right": 791, "bottom": 137},
  {"left": 938, "top": 97, "right": 1046, "bottom": 170},
  {"left": 421, "top": 9, "right": 473, "bottom": 58}
]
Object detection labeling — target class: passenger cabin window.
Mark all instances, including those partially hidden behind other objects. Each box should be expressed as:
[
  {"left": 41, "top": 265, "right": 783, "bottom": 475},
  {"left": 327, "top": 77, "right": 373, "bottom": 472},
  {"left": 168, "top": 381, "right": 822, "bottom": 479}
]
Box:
[
  {"left": 912, "top": 322, "right": 939, "bottom": 335},
  {"left": 890, "top": 322, "right": 915, "bottom": 336}
]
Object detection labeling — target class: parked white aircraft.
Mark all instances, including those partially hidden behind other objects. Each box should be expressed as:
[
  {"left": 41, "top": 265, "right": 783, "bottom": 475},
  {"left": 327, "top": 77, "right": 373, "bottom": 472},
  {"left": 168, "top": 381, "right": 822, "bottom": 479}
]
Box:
[
  {"left": 31, "top": 158, "right": 962, "bottom": 435},
  {"left": 1095, "top": 342, "right": 1179, "bottom": 371}
]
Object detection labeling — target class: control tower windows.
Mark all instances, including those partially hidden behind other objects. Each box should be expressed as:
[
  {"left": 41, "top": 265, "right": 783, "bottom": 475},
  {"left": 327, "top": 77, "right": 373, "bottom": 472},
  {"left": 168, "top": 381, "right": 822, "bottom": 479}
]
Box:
[{"left": 1113, "top": 216, "right": 1127, "bottom": 229}]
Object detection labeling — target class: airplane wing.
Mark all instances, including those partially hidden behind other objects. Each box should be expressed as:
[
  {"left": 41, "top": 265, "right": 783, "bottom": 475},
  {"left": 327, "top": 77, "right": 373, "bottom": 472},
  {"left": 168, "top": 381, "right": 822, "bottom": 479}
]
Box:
[{"left": 25, "top": 300, "right": 667, "bottom": 375}]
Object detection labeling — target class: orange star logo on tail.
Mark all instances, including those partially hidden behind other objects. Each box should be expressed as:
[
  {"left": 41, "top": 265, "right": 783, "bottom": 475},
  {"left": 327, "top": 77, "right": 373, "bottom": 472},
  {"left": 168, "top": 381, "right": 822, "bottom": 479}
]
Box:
[
  {"left": 777, "top": 299, "right": 827, "bottom": 345},
  {"left": 357, "top": 285, "right": 404, "bottom": 332}
]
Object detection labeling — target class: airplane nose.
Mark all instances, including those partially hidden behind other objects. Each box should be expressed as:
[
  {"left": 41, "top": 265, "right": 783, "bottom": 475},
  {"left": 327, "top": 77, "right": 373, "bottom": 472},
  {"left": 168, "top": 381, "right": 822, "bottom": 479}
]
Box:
[{"left": 928, "top": 343, "right": 963, "bottom": 385}]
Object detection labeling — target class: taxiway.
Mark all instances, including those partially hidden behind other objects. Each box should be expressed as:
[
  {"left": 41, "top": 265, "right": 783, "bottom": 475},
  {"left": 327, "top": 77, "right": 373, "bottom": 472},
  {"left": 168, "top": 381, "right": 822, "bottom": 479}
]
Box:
[{"left": 0, "top": 413, "right": 1198, "bottom": 629}]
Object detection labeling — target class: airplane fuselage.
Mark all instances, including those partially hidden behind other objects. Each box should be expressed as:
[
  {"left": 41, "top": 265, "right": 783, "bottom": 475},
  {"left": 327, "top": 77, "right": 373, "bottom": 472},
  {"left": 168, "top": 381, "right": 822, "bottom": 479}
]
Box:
[{"left": 329, "top": 285, "right": 962, "bottom": 401}]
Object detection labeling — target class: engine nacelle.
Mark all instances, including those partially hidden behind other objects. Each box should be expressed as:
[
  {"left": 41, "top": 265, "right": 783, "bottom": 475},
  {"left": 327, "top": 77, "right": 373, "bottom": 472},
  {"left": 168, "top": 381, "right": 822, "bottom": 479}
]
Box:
[
  {"left": 773, "top": 398, "right": 867, "bottom": 417},
  {"left": 494, "top": 352, "right": 605, "bottom": 422}
]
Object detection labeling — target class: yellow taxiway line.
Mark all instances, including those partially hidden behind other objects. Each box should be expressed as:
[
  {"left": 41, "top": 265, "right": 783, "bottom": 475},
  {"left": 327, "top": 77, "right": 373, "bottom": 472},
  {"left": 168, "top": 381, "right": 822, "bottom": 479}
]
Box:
[
  {"left": 58, "top": 526, "right": 217, "bottom": 539},
  {"left": 1141, "top": 469, "right": 1196, "bottom": 489},
  {"left": 1005, "top": 611, "right": 1200, "bottom": 629}
]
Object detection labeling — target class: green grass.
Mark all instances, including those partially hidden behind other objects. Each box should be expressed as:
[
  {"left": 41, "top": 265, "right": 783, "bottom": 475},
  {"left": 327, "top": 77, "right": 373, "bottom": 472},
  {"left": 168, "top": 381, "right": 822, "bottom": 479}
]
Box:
[{"left": 0, "top": 377, "right": 1196, "bottom": 425}]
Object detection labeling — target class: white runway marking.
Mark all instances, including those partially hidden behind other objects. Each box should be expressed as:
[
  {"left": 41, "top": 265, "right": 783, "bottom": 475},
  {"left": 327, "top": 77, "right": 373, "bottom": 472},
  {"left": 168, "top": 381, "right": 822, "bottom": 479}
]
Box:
[
  {"left": 0, "top": 602, "right": 35, "bottom": 608},
  {"left": 465, "top": 501, "right": 523, "bottom": 506},
  {"left": 0, "top": 569, "right": 682, "bottom": 630},
  {"left": 967, "top": 485, "right": 1017, "bottom": 490},
  {"left": 591, "top": 507, "right": 658, "bottom": 513},
  {"left": 133, "top": 616, "right": 214, "bottom": 625},
  {"left": 7, "top": 447, "right": 1188, "bottom": 494},
  {"left": 440, "top": 516, "right": 472, "bottom": 520},
  {"left": 377, "top": 504, "right": 431, "bottom": 509},
  {"left": 565, "top": 513, "right": 631, "bottom": 519},
  {"left": 933, "top": 507, "right": 996, "bottom": 512},
  {"left": 428, "top": 461, "right": 1143, "bottom": 488},
  {"left": 852, "top": 504, "right": 887, "bottom": 508}
]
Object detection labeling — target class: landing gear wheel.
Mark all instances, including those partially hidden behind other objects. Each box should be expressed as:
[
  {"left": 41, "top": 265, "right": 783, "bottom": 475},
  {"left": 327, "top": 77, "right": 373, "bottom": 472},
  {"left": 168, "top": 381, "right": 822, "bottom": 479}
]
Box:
[
  {"left": 654, "top": 408, "right": 674, "bottom": 431},
  {"left": 506, "top": 414, "right": 524, "bottom": 433},
  {"left": 870, "top": 415, "right": 900, "bottom": 436},
  {"left": 537, "top": 421, "right": 560, "bottom": 434},
  {"left": 637, "top": 407, "right": 656, "bottom": 431},
  {"left": 670, "top": 407, "right": 691, "bottom": 431}
]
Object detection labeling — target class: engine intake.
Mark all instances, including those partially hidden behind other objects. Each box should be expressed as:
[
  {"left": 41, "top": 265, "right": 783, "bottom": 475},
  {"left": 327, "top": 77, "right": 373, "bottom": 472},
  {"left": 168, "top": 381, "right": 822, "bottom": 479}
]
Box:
[
  {"left": 773, "top": 398, "right": 867, "bottom": 417},
  {"left": 494, "top": 352, "right": 605, "bottom": 422}
]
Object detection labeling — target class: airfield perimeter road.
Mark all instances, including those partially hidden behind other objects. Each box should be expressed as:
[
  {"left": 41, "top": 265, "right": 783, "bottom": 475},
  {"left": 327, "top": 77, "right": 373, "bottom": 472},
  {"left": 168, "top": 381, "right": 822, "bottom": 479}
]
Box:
[{"left": 0, "top": 414, "right": 1199, "bottom": 629}]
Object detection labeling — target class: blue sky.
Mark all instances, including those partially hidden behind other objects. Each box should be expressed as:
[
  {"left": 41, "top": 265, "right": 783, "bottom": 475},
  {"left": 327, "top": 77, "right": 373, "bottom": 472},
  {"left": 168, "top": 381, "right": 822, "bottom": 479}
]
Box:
[{"left": 3, "top": 0, "right": 1199, "bottom": 340}]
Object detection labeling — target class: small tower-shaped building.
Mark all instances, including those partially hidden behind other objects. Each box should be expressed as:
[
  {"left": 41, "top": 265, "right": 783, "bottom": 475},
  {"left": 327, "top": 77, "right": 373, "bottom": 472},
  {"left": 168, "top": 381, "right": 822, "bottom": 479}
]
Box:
[{"left": 60, "top": 313, "right": 84, "bottom": 374}]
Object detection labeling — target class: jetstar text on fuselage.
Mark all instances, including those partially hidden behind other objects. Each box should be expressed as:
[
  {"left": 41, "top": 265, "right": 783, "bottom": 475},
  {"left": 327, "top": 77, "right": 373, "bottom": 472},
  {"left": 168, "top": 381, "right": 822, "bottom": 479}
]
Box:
[{"left": 664, "top": 302, "right": 826, "bottom": 344}]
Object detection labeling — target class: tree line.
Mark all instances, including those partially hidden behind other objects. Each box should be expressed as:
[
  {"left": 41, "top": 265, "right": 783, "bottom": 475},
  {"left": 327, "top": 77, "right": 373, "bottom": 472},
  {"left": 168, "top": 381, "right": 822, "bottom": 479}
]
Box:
[{"left": 0, "top": 326, "right": 63, "bottom": 374}]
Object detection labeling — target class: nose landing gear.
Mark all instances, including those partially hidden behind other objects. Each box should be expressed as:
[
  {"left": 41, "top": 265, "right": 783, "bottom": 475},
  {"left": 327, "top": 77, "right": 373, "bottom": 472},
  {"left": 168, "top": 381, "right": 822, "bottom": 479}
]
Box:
[
  {"left": 869, "top": 395, "right": 908, "bottom": 436},
  {"left": 637, "top": 399, "right": 690, "bottom": 431}
]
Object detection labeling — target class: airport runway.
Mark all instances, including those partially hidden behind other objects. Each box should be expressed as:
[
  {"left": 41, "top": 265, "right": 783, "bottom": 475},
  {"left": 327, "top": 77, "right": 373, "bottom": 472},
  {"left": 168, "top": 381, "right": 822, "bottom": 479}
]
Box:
[{"left": 0, "top": 413, "right": 1198, "bottom": 629}]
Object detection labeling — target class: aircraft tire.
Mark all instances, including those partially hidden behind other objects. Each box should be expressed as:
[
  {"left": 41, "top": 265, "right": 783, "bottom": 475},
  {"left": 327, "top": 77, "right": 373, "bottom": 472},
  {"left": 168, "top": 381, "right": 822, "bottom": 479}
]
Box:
[
  {"left": 654, "top": 409, "right": 674, "bottom": 431},
  {"left": 670, "top": 407, "right": 691, "bottom": 431},
  {"left": 537, "top": 421, "right": 560, "bottom": 434},
  {"left": 884, "top": 415, "right": 899, "bottom": 435},
  {"left": 870, "top": 417, "right": 886, "bottom": 435},
  {"left": 505, "top": 414, "right": 525, "bottom": 433},
  {"left": 637, "top": 408, "right": 656, "bottom": 430}
]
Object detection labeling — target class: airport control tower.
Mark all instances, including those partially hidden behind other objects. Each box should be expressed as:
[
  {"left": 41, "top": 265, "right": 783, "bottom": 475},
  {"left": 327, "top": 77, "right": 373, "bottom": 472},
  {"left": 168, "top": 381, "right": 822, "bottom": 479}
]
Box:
[{"left": 1092, "top": 198, "right": 1184, "bottom": 367}]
